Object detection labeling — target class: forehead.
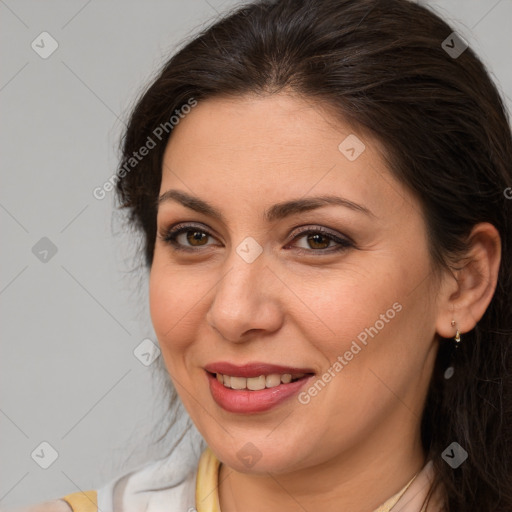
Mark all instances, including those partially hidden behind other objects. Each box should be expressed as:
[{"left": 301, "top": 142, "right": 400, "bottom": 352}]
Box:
[{"left": 160, "top": 93, "right": 413, "bottom": 223}]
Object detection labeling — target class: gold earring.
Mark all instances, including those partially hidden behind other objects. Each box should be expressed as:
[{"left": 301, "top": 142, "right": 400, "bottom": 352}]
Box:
[{"left": 451, "top": 320, "right": 461, "bottom": 346}]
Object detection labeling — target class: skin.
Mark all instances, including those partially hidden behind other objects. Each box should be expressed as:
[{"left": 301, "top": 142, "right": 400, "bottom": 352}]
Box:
[{"left": 149, "top": 93, "right": 501, "bottom": 512}]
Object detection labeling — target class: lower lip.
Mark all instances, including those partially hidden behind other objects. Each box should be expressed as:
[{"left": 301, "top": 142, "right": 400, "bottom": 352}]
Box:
[{"left": 206, "top": 371, "right": 314, "bottom": 414}]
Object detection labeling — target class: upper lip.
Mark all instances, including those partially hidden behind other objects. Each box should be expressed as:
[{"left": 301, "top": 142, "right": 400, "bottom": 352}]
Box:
[{"left": 204, "top": 361, "right": 315, "bottom": 378}]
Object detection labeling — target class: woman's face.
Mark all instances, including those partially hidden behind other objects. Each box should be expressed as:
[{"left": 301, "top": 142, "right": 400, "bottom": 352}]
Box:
[{"left": 150, "top": 93, "right": 442, "bottom": 475}]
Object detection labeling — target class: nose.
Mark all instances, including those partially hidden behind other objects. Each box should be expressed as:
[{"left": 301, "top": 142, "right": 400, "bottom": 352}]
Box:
[{"left": 205, "top": 246, "right": 283, "bottom": 343}]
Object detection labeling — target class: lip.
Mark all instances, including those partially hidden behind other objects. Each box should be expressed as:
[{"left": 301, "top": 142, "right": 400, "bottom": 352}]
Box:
[
  {"left": 204, "top": 362, "right": 315, "bottom": 414},
  {"left": 204, "top": 361, "right": 315, "bottom": 378}
]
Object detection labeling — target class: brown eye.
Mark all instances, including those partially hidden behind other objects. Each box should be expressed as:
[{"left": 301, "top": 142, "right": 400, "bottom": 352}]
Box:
[
  {"left": 288, "top": 227, "right": 354, "bottom": 255},
  {"left": 160, "top": 223, "right": 354, "bottom": 256},
  {"left": 305, "top": 233, "right": 331, "bottom": 250},
  {"left": 184, "top": 230, "right": 209, "bottom": 246},
  {"left": 160, "top": 223, "right": 217, "bottom": 252}
]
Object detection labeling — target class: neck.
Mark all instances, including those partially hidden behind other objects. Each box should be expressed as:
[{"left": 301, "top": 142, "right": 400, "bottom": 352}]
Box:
[{"left": 218, "top": 418, "right": 426, "bottom": 512}]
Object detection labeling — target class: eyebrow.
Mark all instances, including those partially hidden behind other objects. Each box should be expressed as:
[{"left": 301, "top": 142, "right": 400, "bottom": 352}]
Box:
[{"left": 157, "top": 189, "right": 375, "bottom": 223}]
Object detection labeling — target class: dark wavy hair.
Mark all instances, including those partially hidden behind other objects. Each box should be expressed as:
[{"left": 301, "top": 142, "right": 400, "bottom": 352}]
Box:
[{"left": 115, "top": 0, "right": 512, "bottom": 510}]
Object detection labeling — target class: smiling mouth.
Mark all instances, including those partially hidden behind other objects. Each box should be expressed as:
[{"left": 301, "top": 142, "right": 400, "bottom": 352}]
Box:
[{"left": 208, "top": 371, "right": 311, "bottom": 391}]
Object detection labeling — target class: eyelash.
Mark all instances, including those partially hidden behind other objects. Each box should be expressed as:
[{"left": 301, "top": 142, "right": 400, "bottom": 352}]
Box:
[{"left": 158, "top": 223, "right": 354, "bottom": 256}]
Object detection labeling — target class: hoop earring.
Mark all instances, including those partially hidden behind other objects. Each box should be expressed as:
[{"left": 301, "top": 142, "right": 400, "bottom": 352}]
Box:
[
  {"left": 444, "top": 320, "right": 461, "bottom": 379},
  {"left": 451, "top": 320, "right": 461, "bottom": 348}
]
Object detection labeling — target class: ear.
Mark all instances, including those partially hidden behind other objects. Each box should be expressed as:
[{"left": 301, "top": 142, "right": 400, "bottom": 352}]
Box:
[{"left": 435, "top": 222, "right": 501, "bottom": 338}]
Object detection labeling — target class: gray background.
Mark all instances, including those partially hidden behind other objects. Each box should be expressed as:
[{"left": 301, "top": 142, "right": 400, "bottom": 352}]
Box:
[{"left": 1, "top": 0, "right": 511, "bottom": 508}]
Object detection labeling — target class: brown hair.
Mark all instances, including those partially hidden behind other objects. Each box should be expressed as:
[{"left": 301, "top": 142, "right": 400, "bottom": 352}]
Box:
[{"left": 115, "top": 0, "right": 512, "bottom": 509}]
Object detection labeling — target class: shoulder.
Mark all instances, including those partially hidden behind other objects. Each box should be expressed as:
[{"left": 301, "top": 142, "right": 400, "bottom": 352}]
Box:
[
  {"left": 7, "top": 439, "right": 204, "bottom": 512},
  {"left": 104, "top": 456, "right": 198, "bottom": 511},
  {"left": 97, "top": 439, "right": 204, "bottom": 510},
  {"left": 5, "top": 500, "right": 72, "bottom": 512}
]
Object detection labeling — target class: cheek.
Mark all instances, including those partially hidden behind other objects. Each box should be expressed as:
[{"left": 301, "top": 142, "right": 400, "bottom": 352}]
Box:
[
  {"left": 297, "top": 260, "right": 429, "bottom": 408},
  {"left": 296, "top": 266, "right": 401, "bottom": 355},
  {"left": 306, "top": 271, "right": 433, "bottom": 415},
  {"left": 148, "top": 260, "right": 202, "bottom": 360}
]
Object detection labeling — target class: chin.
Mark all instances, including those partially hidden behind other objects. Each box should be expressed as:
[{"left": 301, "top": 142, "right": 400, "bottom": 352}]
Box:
[{"left": 214, "top": 442, "right": 309, "bottom": 475}]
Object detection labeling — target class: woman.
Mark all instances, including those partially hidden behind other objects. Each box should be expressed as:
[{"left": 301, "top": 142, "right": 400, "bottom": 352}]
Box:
[{"left": 20, "top": 0, "right": 512, "bottom": 510}]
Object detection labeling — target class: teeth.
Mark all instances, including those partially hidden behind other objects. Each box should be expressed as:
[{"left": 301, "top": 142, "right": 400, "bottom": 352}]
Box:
[
  {"left": 230, "top": 376, "right": 246, "bottom": 390},
  {"left": 281, "top": 373, "right": 292, "bottom": 384},
  {"left": 214, "top": 372, "right": 306, "bottom": 390},
  {"left": 247, "top": 375, "right": 266, "bottom": 391},
  {"left": 265, "top": 374, "right": 281, "bottom": 388}
]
